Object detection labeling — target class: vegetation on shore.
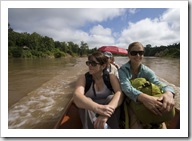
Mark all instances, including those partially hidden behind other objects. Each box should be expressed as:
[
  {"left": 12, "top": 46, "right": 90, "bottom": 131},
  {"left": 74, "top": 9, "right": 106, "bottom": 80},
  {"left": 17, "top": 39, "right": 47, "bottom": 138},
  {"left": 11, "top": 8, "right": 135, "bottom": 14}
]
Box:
[{"left": 8, "top": 23, "right": 180, "bottom": 58}]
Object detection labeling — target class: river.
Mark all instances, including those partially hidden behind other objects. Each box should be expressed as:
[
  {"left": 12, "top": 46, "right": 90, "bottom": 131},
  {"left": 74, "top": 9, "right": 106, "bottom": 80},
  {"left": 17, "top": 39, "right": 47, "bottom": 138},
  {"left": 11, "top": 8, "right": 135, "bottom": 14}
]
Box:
[{"left": 8, "top": 56, "right": 180, "bottom": 129}]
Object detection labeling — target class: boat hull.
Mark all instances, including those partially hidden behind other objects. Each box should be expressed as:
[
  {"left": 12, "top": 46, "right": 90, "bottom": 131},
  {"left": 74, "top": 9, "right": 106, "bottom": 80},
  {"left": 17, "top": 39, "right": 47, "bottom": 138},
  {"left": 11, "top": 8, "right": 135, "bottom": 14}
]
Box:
[{"left": 54, "top": 99, "right": 180, "bottom": 129}]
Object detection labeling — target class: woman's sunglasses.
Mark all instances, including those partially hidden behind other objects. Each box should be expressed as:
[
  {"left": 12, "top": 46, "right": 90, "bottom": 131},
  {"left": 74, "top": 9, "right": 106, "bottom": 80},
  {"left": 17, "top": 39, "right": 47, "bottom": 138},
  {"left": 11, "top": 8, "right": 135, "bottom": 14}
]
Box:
[
  {"left": 86, "top": 61, "right": 100, "bottom": 67},
  {"left": 130, "top": 51, "right": 144, "bottom": 56}
]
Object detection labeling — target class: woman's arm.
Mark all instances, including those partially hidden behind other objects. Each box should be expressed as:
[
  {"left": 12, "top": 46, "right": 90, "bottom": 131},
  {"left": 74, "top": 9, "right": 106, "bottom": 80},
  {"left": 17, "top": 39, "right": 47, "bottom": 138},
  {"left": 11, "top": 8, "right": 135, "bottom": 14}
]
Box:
[
  {"left": 93, "top": 74, "right": 124, "bottom": 129},
  {"left": 108, "top": 74, "right": 124, "bottom": 109},
  {"left": 73, "top": 75, "right": 98, "bottom": 111},
  {"left": 73, "top": 74, "right": 114, "bottom": 117},
  {"left": 118, "top": 67, "right": 142, "bottom": 102}
]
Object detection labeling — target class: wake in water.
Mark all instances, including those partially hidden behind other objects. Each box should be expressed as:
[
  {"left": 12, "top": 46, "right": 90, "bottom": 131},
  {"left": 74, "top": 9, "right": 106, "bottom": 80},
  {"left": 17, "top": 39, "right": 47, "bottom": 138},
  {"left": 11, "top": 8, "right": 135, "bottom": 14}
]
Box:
[{"left": 8, "top": 58, "right": 88, "bottom": 129}]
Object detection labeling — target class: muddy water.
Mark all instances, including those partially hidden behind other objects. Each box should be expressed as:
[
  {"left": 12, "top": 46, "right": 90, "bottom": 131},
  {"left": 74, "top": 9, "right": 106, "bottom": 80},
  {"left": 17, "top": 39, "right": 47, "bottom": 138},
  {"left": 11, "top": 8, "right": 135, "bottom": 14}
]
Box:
[
  {"left": 8, "top": 56, "right": 180, "bottom": 129},
  {"left": 8, "top": 57, "right": 88, "bottom": 129}
]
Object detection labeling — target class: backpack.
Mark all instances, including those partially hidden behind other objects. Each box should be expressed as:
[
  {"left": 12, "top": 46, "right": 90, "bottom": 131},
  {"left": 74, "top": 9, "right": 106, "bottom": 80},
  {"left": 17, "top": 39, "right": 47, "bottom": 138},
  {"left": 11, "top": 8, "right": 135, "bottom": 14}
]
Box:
[
  {"left": 130, "top": 77, "right": 163, "bottom": 96},
  {"left": 128, "top": 78, "right": 175, "bottom": 125},
  {"left": 120, "top": 78, "right": 163, "bottom": 129},
  {"left": 84, "top": 71, "right": 114, "bottom": 95}
]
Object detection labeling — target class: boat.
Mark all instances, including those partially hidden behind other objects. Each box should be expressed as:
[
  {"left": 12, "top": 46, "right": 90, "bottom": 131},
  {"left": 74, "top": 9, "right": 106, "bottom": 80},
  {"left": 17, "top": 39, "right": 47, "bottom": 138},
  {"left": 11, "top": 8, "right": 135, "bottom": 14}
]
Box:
[
  {"left": 54, "top": 98, "right": 180, "bottom": 129},
  {"left": 54, "top": 98, "right": 82, "bottom": 129}
]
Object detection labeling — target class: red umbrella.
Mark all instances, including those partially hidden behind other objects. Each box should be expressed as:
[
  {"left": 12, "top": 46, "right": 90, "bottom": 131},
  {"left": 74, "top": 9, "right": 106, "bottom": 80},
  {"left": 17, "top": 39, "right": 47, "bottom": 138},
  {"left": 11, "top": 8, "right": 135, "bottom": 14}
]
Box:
[{"left": 98, "top": 46, "right": 128, "bottom": 55}]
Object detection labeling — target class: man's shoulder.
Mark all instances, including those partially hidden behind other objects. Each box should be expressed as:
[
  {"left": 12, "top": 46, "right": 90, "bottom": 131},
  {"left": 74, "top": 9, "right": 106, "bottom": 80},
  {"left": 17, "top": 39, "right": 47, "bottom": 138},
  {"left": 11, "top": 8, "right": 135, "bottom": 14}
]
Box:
[{"left": 110, "top": 63, "right": 118, "bottom": 70}]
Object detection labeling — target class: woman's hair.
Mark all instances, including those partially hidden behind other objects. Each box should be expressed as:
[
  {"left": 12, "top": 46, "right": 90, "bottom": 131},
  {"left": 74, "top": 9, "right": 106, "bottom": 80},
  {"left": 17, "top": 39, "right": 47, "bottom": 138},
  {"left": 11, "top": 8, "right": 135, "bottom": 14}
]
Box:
[
  {"left": 128, "top": 42, "right": 144, "bottom": 52},
  {"left": 88, "top": 51, "right": 107, "bottom": 65}
]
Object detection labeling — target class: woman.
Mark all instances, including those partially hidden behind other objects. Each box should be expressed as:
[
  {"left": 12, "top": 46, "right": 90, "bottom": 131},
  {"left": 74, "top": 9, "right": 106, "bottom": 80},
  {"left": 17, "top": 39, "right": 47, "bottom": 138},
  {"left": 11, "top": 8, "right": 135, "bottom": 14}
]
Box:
[
  {"left": 73, "top": 51, "right": 124, "bottom": 129},
  {"left": 118, "top": 42, "right": 175, "bottom": 128}
]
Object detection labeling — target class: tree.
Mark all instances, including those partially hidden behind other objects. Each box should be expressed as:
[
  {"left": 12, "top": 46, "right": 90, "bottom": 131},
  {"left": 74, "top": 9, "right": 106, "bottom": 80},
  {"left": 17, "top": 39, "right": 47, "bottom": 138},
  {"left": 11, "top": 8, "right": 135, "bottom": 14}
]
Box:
[
  {"left": 28, "top": 32, "right": 42, "bottom": 50},
  {"left": 8, "top": 23, "right": 13, "bottom": 32},
  {"left": 39, "top": 36, "right": 55, "bottom": 52},
  {"left": 80, "top": 41, "right": 89, "bottom": 56},
  {"left": 71, "top": 43, "right": 79, "bottom": 54},
  {"left": 146, "top": 44, "right": 151, "bottom": 48},
  {"left": 60, "top": 42, "right": 68, "bottom": 53},
  {"left": 144, "top": 44, "right": 151, "bottom": 56}
]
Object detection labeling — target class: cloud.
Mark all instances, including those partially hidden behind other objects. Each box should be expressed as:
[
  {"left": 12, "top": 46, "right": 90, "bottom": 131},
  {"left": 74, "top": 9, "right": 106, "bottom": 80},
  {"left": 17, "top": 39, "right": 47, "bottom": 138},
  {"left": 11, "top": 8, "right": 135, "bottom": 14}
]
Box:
[
  {"left": 160, "top": 8, "right": 180, "bottom": 32},
  {"left": 87, "top": 25, "right": 115, "bottom": 48},
  {"left": 117, "top": 8, "right": 180, "bottom": 48},
  {"left": 9, "top": 8, "right": 125, "bottom": 48},
  {"left": 9, "top": 8, "right": 124, "bottom": 30}
]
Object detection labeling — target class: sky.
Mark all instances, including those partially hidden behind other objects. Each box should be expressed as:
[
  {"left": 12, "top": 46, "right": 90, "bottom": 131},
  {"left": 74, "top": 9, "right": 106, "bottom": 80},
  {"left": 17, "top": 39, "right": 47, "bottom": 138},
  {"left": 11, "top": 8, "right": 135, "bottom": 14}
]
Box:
[{"left": 8, "top": 8, "right": 180, "bottom": 49}]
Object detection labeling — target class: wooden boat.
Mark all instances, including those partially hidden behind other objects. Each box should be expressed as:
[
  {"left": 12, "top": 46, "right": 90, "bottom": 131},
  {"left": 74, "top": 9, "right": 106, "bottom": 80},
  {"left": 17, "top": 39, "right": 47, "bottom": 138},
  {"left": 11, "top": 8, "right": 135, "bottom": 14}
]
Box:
[
  {"left": 54, "top": 98, "right": 180, "bottom": 129},
  {"left": 54, "top": 98, "right": 82, "bottom": 129}
]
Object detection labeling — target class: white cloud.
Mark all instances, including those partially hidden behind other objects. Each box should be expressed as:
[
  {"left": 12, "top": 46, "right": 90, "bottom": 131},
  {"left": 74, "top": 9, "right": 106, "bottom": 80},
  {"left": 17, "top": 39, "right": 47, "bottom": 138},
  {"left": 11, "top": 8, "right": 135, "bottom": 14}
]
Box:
[
  {"left": 9, "top": 8, "right": 125, "bottom": 49},
  {"left": 160, "top": 8, "right": 180, "bottom": 32},
  {"left": 55, "top": 29, "right": 90, "bottom": 43},
  {"left": 46, "top": 24, "right": 115, "bottom": 48},
  {"left": 90, "top": 25, "right": 112, "bottom": 36},
  {"left": 87, "top": 25, "right": 115, "bottom": 48},
  {"left": 117, "top": 8, "right": 180, "bottom": 48},
  {"left": 9, "top": 8, "right": 124, "bottom": 30}
]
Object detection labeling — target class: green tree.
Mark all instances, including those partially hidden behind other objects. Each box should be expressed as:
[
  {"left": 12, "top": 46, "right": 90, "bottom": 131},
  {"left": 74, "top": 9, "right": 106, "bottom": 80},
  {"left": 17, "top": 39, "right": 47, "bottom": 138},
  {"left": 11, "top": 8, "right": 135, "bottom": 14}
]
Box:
[
  {"left": 80, "top": 41, "right": 89, "bottom": 56},
  {"left": 28, "top": 32, "right": 42, "bottom": 50},
  {"left": 60, "top": 41, "right": 68, "bottom": 53},
  {"left": 39, "top": 36, "right": 55, "bottom": 52},
  {"left": 10, "top": 46, "right": 22, "bottom": 58},
  {"left": 71, "top": 43, "right": 79, "bottom": 54},
  {"left": 8, "top": 23, "right": 13, "bottom": 32}
]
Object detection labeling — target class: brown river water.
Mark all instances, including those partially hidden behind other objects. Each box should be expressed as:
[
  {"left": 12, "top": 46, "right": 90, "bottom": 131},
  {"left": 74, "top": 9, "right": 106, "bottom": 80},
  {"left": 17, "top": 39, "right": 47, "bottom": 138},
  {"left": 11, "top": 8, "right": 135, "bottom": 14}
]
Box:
[{"left": 8, "top": 56, "right": 180, "bottom": 129}]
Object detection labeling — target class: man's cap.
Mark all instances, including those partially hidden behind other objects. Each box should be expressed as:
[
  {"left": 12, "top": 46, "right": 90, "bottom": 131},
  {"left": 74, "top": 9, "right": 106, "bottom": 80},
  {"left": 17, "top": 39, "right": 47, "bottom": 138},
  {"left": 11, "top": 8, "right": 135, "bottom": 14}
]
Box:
[{"left": 104, "top": 52, "right": 113, "bottom": 58}]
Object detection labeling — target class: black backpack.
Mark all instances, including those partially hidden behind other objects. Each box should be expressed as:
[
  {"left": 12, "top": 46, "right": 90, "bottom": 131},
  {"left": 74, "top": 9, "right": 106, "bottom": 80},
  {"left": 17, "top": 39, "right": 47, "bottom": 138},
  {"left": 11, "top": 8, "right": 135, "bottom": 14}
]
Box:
[{"left": 84, "top": 71, "right": 114, "bottom": 96}]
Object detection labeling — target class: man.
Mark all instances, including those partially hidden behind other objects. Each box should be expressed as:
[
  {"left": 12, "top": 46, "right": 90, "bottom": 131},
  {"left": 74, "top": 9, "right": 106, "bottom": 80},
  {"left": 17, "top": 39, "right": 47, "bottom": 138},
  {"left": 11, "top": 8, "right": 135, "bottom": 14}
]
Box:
[{"left": 104, "top": 51, "right": 119, "bottom": 77}]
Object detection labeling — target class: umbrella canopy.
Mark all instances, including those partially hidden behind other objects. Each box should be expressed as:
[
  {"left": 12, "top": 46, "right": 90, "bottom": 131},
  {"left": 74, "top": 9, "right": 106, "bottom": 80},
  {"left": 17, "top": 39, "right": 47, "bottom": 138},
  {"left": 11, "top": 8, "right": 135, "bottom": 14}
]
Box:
[{"left": 98, "top": 46, "right": 128, "bottom": 55}]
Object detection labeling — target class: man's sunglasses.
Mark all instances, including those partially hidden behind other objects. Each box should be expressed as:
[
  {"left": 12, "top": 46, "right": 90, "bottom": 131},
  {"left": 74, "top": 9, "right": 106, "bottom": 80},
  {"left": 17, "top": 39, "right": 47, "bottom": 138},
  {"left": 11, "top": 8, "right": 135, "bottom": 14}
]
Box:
[
  {"left": 130, "top": 51, "right": 144, "bottom": 56},
  {"left": 86, "top": 61, "right": 100, "bottom": 67}
]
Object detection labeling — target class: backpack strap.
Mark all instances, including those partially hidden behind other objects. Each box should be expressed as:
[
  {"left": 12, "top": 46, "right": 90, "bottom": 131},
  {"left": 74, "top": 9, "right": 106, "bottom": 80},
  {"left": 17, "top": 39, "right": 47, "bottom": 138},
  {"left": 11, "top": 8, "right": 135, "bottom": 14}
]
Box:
[
  {"left": 85, "top": 72, "right": 92, "bottom": 94},
  {"left": 102, "top": 70, "right": 114, "bottom": 93},
  {"left": 84, "top": 71, "right": 114, "bottom": 95}
]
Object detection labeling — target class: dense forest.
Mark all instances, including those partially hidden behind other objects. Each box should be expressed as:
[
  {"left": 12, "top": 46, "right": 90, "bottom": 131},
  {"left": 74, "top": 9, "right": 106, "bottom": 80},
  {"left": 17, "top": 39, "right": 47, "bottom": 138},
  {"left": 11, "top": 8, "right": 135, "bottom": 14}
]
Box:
[{"left": 8, "top": 23, "right": 180, "bottom": 58}]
